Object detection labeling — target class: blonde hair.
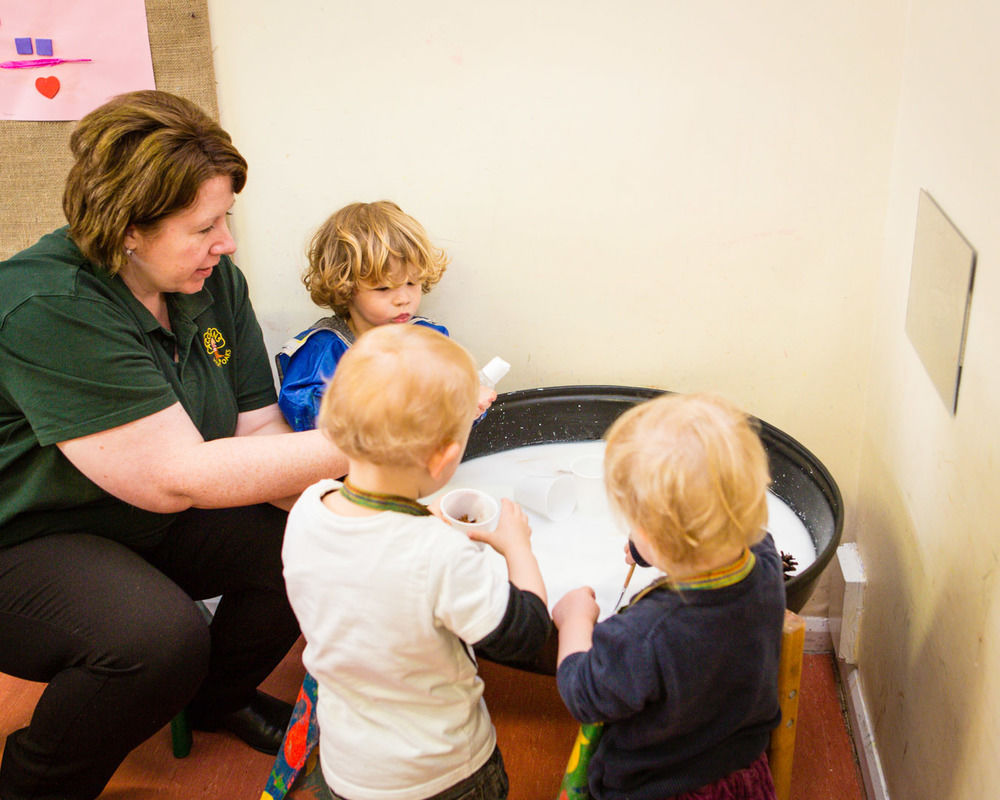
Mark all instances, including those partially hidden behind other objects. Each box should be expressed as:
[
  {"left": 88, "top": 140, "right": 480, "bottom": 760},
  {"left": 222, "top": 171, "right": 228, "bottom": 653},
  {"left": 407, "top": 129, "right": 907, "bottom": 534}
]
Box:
[
  {"left": 604, "top": 392, "right": 770, "bottom": 570},
  {"left": 304, "top": 201, "right": 449, "bottom": 314},
  {"left": 318, "top": 325, "right": 477, "bottom": 467},
  {"left": 63, "top": 90, "right": 247, "bottom": 276}
]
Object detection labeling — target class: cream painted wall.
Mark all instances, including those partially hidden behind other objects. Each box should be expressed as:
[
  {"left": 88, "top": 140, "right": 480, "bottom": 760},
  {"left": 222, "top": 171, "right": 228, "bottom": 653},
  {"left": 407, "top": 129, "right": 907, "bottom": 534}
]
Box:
[
  {"left": 205, "top": 5, "right": 904, "bottom": 582},
  {"left": 204, "top": 2, "right": 1000, "bottom": 795},
  {"left": 856, "top": 0, "right": 1000, "bottom": 796}
]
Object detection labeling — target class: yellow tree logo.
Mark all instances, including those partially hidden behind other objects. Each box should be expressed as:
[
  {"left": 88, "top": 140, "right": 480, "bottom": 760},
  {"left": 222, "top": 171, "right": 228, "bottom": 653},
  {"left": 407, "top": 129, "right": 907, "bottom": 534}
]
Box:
[{"left": 203, "top": 327, "right": 231, "bottom": 366}]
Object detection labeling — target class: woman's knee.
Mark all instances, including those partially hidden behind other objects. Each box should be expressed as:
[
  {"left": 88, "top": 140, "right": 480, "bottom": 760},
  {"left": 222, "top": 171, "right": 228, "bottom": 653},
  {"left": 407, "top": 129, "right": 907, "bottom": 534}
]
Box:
[
  {"left": 114, "top": 595, "right": 211, "bottom": 685},
  {"left": 74, "top": 596, "right": 212, "bottom": 721},
  {"left": 0, "top": 534, "right": 211, "bottom": 688}
]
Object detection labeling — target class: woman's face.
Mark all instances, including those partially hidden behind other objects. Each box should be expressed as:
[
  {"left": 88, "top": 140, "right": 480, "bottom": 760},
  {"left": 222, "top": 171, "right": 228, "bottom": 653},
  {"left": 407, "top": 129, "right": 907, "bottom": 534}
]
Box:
[{"left": 121, "top": 175, "right": 236, "bottom": 299}]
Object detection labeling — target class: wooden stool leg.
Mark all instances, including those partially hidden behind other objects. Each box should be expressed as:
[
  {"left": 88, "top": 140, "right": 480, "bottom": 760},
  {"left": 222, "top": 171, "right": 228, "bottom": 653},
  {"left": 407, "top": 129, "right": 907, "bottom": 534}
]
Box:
[
  {"left": 768, "top": 610, "right": 806, "bottom": 800},
  {"left": 169, "top": 599, "right": 212, "bottom": 758},
  {"left": 171, "top": 708, "right": 193, "bottom": 758}
]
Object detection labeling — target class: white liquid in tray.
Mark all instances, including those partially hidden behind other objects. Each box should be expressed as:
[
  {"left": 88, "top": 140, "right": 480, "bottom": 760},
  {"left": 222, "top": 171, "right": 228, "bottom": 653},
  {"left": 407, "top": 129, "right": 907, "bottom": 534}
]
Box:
[{"left": 430, "top": 441, "right": 816, "bottom": 620}]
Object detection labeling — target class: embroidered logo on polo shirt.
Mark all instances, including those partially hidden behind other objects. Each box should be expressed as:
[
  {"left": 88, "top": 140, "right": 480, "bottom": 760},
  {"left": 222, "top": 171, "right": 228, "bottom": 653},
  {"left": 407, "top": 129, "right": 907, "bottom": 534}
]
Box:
[{"left": 203, "top": 327, "right": 231, "bottom": 366}]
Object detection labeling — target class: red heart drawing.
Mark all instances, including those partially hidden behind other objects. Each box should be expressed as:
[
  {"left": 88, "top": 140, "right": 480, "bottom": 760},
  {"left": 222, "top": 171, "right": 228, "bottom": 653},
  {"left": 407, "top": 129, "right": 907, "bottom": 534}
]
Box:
[{"left": 35, "top": 76, "right": 60, "bottom": 99}]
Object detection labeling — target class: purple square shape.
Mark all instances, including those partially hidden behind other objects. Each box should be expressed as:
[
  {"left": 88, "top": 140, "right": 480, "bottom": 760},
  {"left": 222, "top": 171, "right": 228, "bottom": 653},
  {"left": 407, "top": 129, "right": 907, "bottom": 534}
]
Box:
[
  {"left": 36, "top": 38, "right": 54, "bottom": 56},
  {"left": 15, "top": 37, "right": 33, "bottom": 55}
]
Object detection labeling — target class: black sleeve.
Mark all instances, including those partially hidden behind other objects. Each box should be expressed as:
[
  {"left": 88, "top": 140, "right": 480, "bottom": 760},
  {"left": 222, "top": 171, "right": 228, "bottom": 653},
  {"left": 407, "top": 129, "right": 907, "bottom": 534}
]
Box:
[
  {"left": 473, "top": 583, "right": 552, "bottom": 668},
  {"left": 628, "top": 538, "right": 652, "bottom": 568}
]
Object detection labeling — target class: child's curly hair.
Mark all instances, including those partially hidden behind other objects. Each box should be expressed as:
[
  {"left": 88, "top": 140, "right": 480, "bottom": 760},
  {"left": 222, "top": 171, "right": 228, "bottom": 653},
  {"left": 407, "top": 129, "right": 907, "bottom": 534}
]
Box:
[
  {"left": 604, "top": 392, "right": 771, "bottom": 571},
  {"left": 303, "top": 201, "right": 449, "bottom": 315}
]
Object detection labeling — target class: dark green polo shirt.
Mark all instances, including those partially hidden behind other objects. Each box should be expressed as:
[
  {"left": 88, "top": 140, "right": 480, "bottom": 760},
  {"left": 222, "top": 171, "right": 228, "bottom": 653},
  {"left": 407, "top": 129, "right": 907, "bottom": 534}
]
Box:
[{"left": 0, "top": 227, "right": 277, "bottom": 548}]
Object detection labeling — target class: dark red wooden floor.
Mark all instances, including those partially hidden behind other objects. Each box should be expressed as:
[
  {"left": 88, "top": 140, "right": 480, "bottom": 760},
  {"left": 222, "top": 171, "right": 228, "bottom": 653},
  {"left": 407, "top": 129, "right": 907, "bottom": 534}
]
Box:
[{"left": 0, "top": 639, "right": 865, "bottom": 799}]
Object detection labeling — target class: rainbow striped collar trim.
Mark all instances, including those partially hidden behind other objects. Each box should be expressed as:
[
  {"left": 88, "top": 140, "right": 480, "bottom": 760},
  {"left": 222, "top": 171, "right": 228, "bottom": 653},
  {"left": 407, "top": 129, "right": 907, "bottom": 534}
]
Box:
[
  {"left": 621, "top": 548, "right": 756, "bottom": 612},
  {"left": 672, "top": 548, "right": 756, "bottom": 591},
  {"left": 339, "top": 479, "right": 431, "bottom": 517}
]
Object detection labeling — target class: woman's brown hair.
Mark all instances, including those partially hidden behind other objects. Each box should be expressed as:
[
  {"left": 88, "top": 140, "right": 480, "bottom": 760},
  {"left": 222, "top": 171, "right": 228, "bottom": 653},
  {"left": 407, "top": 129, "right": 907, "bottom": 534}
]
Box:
[{"left": 63, "top": 90, "right": 247, "bottom": 275}]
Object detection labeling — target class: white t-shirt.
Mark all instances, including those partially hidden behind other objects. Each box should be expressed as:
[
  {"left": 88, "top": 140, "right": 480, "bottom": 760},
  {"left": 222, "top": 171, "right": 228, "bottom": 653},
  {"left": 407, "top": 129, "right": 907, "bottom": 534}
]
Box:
[{"left": 283, "top": 479, "right": 512, "bottom": 800}]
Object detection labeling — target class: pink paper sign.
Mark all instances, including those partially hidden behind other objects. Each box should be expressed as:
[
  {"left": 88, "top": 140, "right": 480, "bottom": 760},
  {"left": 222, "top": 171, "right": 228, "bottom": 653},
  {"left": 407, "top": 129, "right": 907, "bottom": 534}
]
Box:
[{"left": 0, "top": 0, "right": 155, "bottom": 121}]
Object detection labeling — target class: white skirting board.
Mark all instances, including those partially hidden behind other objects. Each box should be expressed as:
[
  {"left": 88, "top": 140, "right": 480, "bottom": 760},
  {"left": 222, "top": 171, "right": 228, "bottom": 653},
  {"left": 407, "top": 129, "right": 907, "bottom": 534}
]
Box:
[
  {"left": 837, "top": 658, "right": 891, "bottom": 800},
  {"left": 804, "top": 615, "right": 833, "bottom": 653},
  {"left": 804, "top": 612, "right": 890, "bottom": 799}
]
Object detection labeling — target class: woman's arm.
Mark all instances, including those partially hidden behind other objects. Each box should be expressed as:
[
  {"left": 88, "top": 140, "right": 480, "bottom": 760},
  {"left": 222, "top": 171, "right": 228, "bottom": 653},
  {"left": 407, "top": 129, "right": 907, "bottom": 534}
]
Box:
[
  {"left": 234, "top": 404, "right": 327, "bottom": 509},
  {"left": 58, "top": 401, "right": 348, "bottom": 513},
  {"left": 234, "top": 403, "right": 296, "bottom": 437}
]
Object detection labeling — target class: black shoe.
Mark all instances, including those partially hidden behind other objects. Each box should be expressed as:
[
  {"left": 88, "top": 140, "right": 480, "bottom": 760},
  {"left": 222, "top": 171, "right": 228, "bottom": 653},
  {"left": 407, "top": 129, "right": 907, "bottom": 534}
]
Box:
[{"left": 194, "top": 691, "right": 293, "bottom": 755}]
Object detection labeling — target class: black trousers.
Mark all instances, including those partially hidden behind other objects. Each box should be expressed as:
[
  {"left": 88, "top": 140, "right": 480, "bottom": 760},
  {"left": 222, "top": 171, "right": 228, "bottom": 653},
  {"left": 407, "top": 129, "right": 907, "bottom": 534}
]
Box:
[{"left": 0, "top": 504, "right": 300, "bottom": 800}]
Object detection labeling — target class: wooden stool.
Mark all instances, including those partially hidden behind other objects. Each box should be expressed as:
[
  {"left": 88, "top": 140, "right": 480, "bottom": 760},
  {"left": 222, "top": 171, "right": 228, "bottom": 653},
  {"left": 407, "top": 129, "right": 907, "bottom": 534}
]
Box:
[{"left": 768, "top": 609, "right": 806, "bottom": 800}]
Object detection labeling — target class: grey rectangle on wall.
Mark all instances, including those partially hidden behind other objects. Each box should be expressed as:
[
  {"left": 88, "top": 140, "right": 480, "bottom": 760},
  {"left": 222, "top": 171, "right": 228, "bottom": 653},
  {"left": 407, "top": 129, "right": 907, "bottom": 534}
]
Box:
[{"left": 904, "top": 189, "right": 976, "bottom": 415}]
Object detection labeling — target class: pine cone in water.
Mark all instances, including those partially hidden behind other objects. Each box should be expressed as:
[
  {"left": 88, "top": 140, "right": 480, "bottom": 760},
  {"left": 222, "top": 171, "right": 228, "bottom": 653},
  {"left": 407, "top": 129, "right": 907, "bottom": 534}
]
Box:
[{"left": 781, "top": 550, "right": 798, "bottom": 579}]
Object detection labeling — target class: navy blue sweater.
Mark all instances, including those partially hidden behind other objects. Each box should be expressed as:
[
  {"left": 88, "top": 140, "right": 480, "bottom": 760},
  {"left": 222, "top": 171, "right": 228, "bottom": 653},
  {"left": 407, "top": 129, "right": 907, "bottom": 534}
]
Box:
[{"left": 557, "top": 535, "right": 786, "bottom": 800}]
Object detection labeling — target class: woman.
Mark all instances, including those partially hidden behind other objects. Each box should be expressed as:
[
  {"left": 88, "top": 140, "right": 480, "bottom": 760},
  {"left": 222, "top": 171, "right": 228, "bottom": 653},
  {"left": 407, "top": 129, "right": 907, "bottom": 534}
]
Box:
[{"left": 0, "top": 91, "right": 348, "bottom": 800}]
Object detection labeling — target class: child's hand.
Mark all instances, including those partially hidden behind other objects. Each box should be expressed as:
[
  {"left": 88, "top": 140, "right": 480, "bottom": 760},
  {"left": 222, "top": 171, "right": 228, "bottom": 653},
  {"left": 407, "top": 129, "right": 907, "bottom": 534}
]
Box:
[
  {"left": 467, "top": 499, "right": 548, "bottom": 604},
  {"left": 427, "top": 497, "right": 444, "bottom": 520},
  {"left": 466, "top": 498, "right": 530, "bottom": 556},
  {"left": 553, "top": 587, "right": 599, "bottom": 665},
  {"left": 552, "top": 586, "right": 600, "bottom": 630},
  {"left": 476, "top": 384, "right": 497, "bottom": 417}
]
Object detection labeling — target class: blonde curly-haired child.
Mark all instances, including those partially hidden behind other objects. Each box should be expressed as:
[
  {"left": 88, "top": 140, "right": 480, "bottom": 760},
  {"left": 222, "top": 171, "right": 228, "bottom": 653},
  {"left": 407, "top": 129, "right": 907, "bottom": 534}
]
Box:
[
  {"left": 553, "top": 392, "right": 786, "bottom": 800},
  {"left": 277, "top": 201, "right": 494, "bottom": 431}
]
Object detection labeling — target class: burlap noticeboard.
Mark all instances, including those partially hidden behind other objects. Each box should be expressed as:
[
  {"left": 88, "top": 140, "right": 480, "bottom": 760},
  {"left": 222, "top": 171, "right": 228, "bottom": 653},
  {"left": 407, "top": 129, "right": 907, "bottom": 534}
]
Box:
[{"left": 0, "top": 0, "right": 218, "bottom": 259}]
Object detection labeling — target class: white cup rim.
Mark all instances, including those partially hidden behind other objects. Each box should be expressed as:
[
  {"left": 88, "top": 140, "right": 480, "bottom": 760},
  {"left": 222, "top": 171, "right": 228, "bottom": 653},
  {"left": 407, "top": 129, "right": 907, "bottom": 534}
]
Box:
[
  {"left": 440, "top": 488, "right": 500, "bottom": 530},
  {"left": 514, "top": 473, "right": 576, "bottom": 521}
]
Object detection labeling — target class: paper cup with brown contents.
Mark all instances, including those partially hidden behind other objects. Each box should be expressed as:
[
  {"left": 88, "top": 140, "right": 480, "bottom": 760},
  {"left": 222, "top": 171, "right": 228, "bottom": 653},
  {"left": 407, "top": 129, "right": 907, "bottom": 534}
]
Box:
[{"left": 440, "top": 488, "right": 500, "bottom": 532}]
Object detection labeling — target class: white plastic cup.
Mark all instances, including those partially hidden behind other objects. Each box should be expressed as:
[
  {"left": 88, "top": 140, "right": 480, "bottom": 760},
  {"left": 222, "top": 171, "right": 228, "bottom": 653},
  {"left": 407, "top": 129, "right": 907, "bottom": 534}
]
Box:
[
  {"left": 478, "top": 356, "right": 510, "bottom": 389},
  {"left": 440, "top": 488, "right": 500, "bottom": 532},
  {"left": 571, "top": 454, "right": 607, "bottom": 516},
  {"left": 514, "top": 473, "right": 576, "bottom": 521}
]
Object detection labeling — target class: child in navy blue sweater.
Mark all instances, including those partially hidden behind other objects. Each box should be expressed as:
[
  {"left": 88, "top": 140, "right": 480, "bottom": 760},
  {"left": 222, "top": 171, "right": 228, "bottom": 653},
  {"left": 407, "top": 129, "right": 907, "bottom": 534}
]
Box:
[{"left": 553, "top": 393, "right": 786, "bottom": 800}]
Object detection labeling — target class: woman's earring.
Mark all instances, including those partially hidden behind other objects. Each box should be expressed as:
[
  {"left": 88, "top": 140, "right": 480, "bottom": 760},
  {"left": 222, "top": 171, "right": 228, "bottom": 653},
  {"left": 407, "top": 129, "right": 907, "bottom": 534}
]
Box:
[{"left": 125, "top": 248, "right": 134, "bottom": 258}]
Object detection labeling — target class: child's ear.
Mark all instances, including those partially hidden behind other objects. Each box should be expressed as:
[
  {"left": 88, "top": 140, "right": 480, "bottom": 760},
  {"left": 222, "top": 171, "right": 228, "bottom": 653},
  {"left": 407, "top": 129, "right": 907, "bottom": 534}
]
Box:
[{"left": 427, "top": 441, "right": 463, "bottom": 480}]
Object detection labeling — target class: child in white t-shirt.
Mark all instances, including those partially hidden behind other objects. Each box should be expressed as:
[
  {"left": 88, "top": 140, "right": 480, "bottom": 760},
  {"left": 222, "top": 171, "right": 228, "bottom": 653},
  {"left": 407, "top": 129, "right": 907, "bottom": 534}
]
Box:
[{"left": 282, "top": 324, "right": 550, "bottom": 800}]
